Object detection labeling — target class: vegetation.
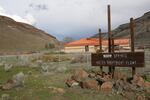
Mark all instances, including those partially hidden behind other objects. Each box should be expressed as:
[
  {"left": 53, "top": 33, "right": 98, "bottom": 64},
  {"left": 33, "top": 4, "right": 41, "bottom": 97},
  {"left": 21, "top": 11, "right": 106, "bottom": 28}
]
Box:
[{"left": 0, "top": 53, "right": 150, "bottom": 100}]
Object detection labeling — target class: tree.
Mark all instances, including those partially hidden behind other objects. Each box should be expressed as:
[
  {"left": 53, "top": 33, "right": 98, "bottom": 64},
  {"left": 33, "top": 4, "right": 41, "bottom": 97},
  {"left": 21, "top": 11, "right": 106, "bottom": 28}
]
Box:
[{"left": 63, "top": 37, "right": 74, "bottom": 43}]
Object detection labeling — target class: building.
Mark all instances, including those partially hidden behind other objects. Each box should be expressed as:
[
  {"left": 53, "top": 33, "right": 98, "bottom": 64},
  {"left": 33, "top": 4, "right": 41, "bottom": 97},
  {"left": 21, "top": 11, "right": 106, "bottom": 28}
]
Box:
[{"left": 64, "top": 38, "right": 130, "bottom": 53}]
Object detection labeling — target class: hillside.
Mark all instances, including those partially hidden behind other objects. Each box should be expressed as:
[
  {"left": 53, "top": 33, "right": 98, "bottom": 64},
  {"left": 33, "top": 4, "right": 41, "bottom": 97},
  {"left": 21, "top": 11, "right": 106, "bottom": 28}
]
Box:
[
  {"left": 0, "top": 15, "right": 59, "bottom": 54},
  {"left": 92, "top": 11, "right": 150, "bottom": 48}
]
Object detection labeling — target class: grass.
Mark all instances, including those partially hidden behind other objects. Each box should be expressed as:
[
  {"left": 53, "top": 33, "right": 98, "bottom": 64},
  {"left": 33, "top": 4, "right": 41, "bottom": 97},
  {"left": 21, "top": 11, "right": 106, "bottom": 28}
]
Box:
[{"left": 0, "top": 53, "right": 150, "bottom": 100}]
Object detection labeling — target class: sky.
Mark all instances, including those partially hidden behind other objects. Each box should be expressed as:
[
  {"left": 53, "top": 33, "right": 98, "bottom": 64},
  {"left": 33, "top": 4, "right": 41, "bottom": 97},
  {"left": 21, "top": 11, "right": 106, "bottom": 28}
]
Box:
[{"left": 0, "top": 0, "right": 150, "bottom": 40}]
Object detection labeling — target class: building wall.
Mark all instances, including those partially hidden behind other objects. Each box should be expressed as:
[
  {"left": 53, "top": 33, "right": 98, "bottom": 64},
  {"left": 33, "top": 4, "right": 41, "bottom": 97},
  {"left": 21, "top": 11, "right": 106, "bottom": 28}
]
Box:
[
  {"left": 64, "top": 44, "right": 130, "bottom": 53},
  {"left": 64, "top": 45, "right": 108, "bottom": 53},
  {"left": 64, "top": 46, "right": 86, "bottom": 53},
  {"left": 64, "top": 46, "right": 97, "bottom": 53}
]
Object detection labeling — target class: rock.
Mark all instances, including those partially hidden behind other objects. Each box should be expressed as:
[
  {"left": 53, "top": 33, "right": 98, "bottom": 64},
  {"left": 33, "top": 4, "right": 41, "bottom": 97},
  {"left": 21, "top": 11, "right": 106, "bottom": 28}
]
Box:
[
  {"left": 101, "top": 81, "right": 113, "bottom": 93},
  {"left": 144, "top": 81, "right": 150, "bottom": 88},
  {"left": 132, "top": 74, "right": 145, "bottom": 87},
  {"left": 1, "top": 94, "right": 10, "bottom": 100},
  {"left": 1, "top": 82, "right": 14, "bottom": 90},
  {"left": 88, "top": 73, "right": 96, "bottom": 78},
  {"left": 36, "top": 60, "right": 43, "bottom": 66},
  {"left": 56, "top": 66, "right": 67, "bottom": 73},
  {"left": 66, "top": 78, "right": 79, "bottom": 87},
  {"left": 71, "top": 69, "right": 89, "bottom": 82},
  {"left": 12, "top": 72, "right": 25, "bottom": 87},
  {"left": 41, "top": 65, "right": 49, "bottom": 72},
  {"left": 4, "top": 64, "right": 13, "bottom": 72},
  {"left": 102, "top": 74, "right": 112, "bottom": 82},
  {"left": 80, "top": 79, "right": 99, "bottom": 90},
  {"left": 123, "top": 92, "right": 135, "bottom": 100},
  {"left": 137, "top": 77, "right": 145, "bottom": 87},
  {"left": 48, "top": 86, "right": 65, "bottom": 94},
  {"left": 113, "top": 71, "right": 125, "bottom": 80},
  {"left": 1, "top": 79, "right": 14, "bottom": 90},
  {"left": 29, "top": 63, "right": 39, "bottom": 68},
  {"left": 136, "top": 94, "right": 146, "bottom": 100},
  {"left": 114, "top": 80, "right": 124, "bottom": 94},
  {"left": 27, "top": 71, "right": 32, "bottom": 75}
]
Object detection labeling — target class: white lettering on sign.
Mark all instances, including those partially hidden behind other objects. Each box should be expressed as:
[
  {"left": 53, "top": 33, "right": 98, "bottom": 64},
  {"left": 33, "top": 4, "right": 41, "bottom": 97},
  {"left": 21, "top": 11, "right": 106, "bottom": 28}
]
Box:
[
  {"left": 95, "top": 60, "right": 137, "bottom": 66},
  {"left": 103, "top": 54, "right": 112, "bottom": 58},
  {"left": 113, "top": 54, "right": 127, "bottom": 58},
  {"left": 126, "top": 61, "right": 137, "bottom": 65}
]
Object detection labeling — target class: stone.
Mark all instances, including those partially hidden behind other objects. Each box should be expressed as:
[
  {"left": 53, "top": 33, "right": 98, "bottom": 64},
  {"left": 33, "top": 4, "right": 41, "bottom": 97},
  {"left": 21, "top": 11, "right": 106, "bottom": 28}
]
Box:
[
  {"left": 1, "top": 94, "right": 10, "bottom": 100},
  {"left": 113, "top": 71, "right": 125, "bottom": 80},
  {"left": 132, "top": 74, "right": 139, "bottom": 82},
  {"left": 102, "top": 74, "right": 112, "bottom": 82},
  {"left": 101, "top": 81, "right": 113, "bottom": 93},
  {"left": 12, "top": 72, "right": 25, "bottom": 87},
  {"left": 66, "top": 78, "right": 79, "bottom": 87},
  {"left": 88, "top": 73, "right": 96, "bottom": 78},
  {"left": 132, "top": 74, "right": 145, "bottom": 87},
  {"left": 29, "top": 63, "right": 39, "bottom": 68},
  {"left": 80, "top": 79, "right": 99, "bottom": 90},
  {"left": 1, "top": 82, "right": 13, "bottom": 90},
  {"left": 36, "top": 60, "right": 43, "bottom": 66},
  {"left": 136, "top": 94, "right": 146, "bottom": 100},
  {"left": 56, "top": 66, "right": 67, "bottom": 73},
  {"left": 123, "top": 92, "right": 135, "bottom": 100},
  {"left": 71, "top": 69, "right": 89, "bottom": 82},
  {"left": 41, "top": 65, "right": 49, "bottom": 72},
  {"left": 137, "top": 77, "right": 145, "bottom": 87},
  {"left": 48, "top": 86, "right": 65, "bottom": 94},
  {"left": 4, "top": 64, "right": 13, "bottom": 72},
  {"left": 144, "top": 81, "right": 150, "bottom": 88}
]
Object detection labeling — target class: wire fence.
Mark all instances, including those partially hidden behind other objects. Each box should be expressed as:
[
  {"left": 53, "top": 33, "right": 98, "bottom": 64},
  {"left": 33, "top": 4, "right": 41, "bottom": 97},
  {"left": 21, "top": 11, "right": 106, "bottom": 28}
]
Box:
[{"left": 0, "top": 50, "right": 149, "bottom": 74}]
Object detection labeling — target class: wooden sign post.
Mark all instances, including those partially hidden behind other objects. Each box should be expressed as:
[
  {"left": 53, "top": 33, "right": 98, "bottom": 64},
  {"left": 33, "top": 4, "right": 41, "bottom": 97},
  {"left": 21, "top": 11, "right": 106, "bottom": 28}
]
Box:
[
  {"left": 98, "top": 28, "right": 103, "bottom": 72},
  {"left": 91, "top": 5, "right": 145, "bottom": 78},
  {"left": 130, "top": 18, "right": 136, "bottom": 76},
  {"left": 107, "top": 5, "right": 112, "bottom": 73},
  {"left": 92, "top": 52, "right": 144, "bottom": 67}
]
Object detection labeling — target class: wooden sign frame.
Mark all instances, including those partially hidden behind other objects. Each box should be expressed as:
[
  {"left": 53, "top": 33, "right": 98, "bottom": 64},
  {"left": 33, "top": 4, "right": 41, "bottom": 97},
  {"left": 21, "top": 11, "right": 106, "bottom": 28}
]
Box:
[{"left": 91, "top": 52, "right": 145, "bottom": 67}]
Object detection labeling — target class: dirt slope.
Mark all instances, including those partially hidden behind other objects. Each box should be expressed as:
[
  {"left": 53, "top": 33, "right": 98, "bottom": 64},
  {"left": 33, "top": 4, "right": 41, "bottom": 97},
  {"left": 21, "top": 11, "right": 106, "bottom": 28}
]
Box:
[{"left": 0, "top": 15, "right": 59, "bottom": 54}]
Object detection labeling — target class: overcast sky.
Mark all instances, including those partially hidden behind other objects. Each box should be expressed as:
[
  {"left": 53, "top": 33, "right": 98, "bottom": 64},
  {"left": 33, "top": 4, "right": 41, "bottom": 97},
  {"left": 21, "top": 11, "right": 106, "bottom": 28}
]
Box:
[{"left": 0, "top": 0, "right": 150, "bottom": 40}]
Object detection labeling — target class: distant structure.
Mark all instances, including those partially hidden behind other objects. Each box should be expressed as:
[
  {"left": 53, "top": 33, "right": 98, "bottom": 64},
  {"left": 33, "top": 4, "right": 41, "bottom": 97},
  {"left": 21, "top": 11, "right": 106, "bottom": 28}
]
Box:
[{"left": 64, "top": 38, "right": 130, "bottom": 53}]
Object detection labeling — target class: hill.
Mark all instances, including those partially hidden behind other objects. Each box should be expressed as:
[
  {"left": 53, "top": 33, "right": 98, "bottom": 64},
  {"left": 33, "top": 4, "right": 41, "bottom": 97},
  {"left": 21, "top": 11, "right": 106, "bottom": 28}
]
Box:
[
  {"left": 0, "top": 15, "right": 59, "bottom": 54},
  {"left": 91, "top": 11, "right": 150, "bottom": 48}
]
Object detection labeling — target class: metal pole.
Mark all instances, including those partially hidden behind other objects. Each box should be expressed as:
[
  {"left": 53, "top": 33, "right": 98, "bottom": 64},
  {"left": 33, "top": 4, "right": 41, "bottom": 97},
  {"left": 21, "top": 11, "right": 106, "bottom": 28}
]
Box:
[
  {"left": 99, "top": 28, "right": 103, "bottom": 72},
  {"left": 130, "top": 18, "right": 136, "bottom": 76},
  {"left": 108, "top": 5, "right": 112, "bottom": 73}
]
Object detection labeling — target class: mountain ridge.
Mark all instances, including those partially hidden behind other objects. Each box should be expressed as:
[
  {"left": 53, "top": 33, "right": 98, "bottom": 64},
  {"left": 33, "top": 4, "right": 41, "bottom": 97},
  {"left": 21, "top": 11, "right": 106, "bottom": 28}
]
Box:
[
  {"left": 0, "top": 15, "right": 59, "bottom": 54},
  {"left": 91, "top": 11, "right": 150, "bottom": 48}
]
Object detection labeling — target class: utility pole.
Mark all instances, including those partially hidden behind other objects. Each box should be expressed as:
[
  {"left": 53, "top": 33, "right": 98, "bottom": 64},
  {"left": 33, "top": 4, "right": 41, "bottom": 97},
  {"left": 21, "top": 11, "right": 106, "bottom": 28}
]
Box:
[
  {"left": 107, "top": 5, "right": 112, "bottom": 73},
  {"left": 99, "top": 28, "right": 103, "bottom": 72},
  {"left": 130, "top": 18, "right": 136, "bottom": 76}
]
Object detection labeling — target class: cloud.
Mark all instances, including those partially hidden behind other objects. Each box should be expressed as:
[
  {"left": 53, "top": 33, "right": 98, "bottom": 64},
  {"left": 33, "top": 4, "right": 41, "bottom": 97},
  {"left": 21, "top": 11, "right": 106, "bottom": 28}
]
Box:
[
  {"left": 0, "top": 0, "right": 150, "bottom": 40},
  {"left": 29, "top": 3, "right": 48, "bottom": 11},
  {"left": 0, "top": 5, "right": 36, "bottom": 25}
]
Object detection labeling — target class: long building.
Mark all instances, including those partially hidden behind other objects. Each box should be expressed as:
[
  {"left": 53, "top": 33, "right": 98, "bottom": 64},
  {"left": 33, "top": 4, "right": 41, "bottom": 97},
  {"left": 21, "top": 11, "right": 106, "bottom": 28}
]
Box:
[{"left": 64, "top": 38, "right": 130, "bottom": 53}]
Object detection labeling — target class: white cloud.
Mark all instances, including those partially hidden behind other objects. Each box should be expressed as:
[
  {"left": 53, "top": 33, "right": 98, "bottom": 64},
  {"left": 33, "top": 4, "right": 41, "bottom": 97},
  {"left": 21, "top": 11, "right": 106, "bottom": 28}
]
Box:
[
  {"left": 0, "top": 0, "right": 150, "bottom": 40},
  {"left": 0, "top": 5, "right": 36, "bottom": 25}
]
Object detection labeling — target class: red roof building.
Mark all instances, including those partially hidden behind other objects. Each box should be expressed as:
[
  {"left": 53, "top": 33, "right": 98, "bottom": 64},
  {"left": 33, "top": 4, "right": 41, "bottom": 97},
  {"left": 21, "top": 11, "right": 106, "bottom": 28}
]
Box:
[{"left": 64, "top": 38, "right": 130, "bottom": 53}]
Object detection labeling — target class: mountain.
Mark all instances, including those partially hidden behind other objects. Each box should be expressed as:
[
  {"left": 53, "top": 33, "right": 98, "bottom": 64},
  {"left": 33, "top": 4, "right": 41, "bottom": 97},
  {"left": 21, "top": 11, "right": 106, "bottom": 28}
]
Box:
[
  {"left": 91, "top": 11, "right": 150, "bottom": 48},
  {"left": 0, "top": 15, "right": 59, "bottom": 54}
]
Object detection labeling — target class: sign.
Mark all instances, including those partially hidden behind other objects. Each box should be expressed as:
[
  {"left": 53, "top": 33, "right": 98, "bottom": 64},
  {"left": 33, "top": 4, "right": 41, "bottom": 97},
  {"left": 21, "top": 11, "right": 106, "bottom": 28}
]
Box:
[{"left": 91, "top": 52, "right": 144, "bottom": 67}]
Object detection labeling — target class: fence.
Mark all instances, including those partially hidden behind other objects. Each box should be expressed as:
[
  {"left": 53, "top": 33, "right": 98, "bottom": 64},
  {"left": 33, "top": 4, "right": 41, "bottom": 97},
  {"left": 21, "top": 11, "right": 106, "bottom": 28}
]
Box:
[{"left": 0, "top": 50, "right": 149, "bottom": 74}]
